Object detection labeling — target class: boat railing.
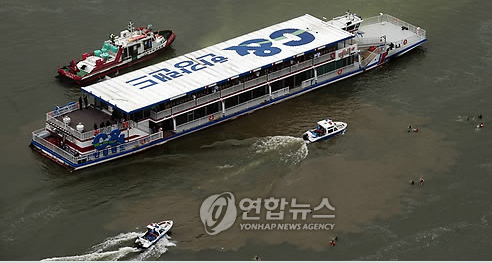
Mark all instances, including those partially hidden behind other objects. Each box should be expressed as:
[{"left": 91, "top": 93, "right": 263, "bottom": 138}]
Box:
[
  {"left": 268, "top": 67, "right": 291, "bottom": 81},
  {"left": 271, "top": 87, "right": 290, "bottom": 100},
  {"left": 150, "top": 108, "right": 172, "bottom": 120},
  {"left": 175, "top": 112, "right": 223, "bottom": 133},
  {"left": 291, "top": 59, "right": 313, "bottom": 72},
  {"left": 301, "top": 78, "right": 314, "bottom": 89},
  {"left": 360, "top": 51, "right": 379, "bottom": 68},
  {"left": 244, "top": 75, "right": 268, "bottom": 90},
  {"left": 172, "top": 99, "right": 196, "bottom": 114},
  {"left": 196, "top": 91, "right": 221, "bottom": 106},
  {"left": 362, "top": 14, "right": 426, "bottom": 39},
  {"left": 32, "top": 128, "right": 78, "bottom": 164},
  {"left": 385, "top": 14, "right": 427, "bottom": 38},
  {"left": 225, "top": 94, "right": 270, "bottom": 116},
  {"left": 313, "top": 52, "right": 336, "bottom": 65},
  {"left": 46, "top": 102, "right": 80, "bottom": 119},
  {"left": 76, "top": 130, "right": 164, "bottom": 164},
  {"left": 46, "top": 114, "right": 137, "bottom": 141},
  {"left": 356, "top": 36, "right": 386, "bottom": 47},
  {"left": 221, "top": 83, "right": 245, "bottom": 97},
  {"left": 360, "top": 15, "right": 380, "bottom": 26}
]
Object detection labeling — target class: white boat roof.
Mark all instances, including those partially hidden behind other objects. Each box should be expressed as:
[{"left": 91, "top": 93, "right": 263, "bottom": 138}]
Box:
[
  {"left": 82, "top": 14, "right": 353, "bottom": 114},
  {"left": 318, "top": 119, "right": 335, "bottom": 128}
]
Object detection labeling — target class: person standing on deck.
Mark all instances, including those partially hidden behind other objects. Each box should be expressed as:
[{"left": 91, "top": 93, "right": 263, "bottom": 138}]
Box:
[{"left": 84, "top": 96, "right": 88, "bottom": 109}]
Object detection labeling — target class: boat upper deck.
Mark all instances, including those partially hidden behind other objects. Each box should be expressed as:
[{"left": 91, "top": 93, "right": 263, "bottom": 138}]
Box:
[
  {"left": 82, "top": 14, "right": 353, "bottom": 114},
  {"left": 358, "top": 14, "right": 427, "bottom": 45}
]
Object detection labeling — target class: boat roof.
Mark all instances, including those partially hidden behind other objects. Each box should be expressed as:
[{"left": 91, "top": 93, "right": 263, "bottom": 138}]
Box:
[
  {"left": 324, "top": 12, "right": 363, "bottom": 30},
  {"left": 318, "top": 119, "right": 335, "bottom": 128},
  {"left": 82, "top": 14, "right": 354, "bottom": 114}
]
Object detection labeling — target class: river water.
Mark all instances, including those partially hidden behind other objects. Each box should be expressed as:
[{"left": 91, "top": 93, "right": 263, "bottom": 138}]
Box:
[{"left": 1, "top": 0, "right": 492, "bottom": 260}]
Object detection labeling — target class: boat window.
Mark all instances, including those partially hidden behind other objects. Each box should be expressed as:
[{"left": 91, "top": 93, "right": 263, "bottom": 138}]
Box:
[
  {"left": 334, "top": 127, "right": 338, "bottom": 131},
  {"left": 225, "top": 95, "right": 239, "bottom": 108},
  {"left": 206, "top": 102, "right": 220, "bottom": 114},
  {"left": 238, "top": 90, "right": 253, "bottom": 103},
  {"left": 328, "top": 129, "right": 334, "bottom": 133},
  {"left": 175, "top": 113, "right": 187, "bottom": 126},
  {"left": 144, "top": 39, "right": 152, "bottom": 50},
  {"left": 194, "top": 106, "right": 206, "bottom": 119},
  {"left": 123, "top": 47, "right": 128, "bottom": 58},
  {"left": 187, "top": 111, "right": 194, "bottom": 122}
]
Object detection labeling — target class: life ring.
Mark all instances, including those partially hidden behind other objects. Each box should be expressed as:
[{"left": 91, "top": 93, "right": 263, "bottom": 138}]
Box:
[
  {"left": 403, "top": 39, "right": 408, "bottom": 45},
  {"left": 94, "top": 130, "right": 100, "bottom": 136},
  {"left": 208, "top": 115, "right": 214, "bottom": 121},
  {"left": 123, "top": 121, "right": 129, "bottom": 129},
  {"left": 337, "top": 69, "right": 342, "bottom": 75}
]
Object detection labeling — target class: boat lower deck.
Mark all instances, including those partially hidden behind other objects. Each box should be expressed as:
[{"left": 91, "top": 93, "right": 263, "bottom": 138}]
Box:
[{"left": 56, "top": 107, "right": 114, "bottom": 132}]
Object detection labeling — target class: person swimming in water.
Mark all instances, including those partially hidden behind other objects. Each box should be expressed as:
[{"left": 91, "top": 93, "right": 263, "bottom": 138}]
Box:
[{"left": 419, "top": 175, "right": 425, "bottom": 186}]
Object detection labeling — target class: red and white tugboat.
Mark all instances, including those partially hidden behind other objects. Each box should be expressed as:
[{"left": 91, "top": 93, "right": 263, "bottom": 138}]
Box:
[{"left": 57, "top": 21, "right": 175, "bottom": 85}]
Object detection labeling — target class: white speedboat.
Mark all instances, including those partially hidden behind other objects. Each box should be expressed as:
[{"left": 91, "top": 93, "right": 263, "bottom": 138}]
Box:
[
  {"left": 134, "top": 220, "right": 173, "bottom": 249},
  {"left": 302, "top": 119, "right": 347, "bottom": 143}
]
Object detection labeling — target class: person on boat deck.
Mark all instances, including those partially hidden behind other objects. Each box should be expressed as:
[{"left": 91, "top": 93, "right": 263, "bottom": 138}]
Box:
[
  {"left": 79, "top": 97, "right": 83, "bottom": 110},
  {"left": 84, "top": 96, "right": 88, "bottom": 109}
]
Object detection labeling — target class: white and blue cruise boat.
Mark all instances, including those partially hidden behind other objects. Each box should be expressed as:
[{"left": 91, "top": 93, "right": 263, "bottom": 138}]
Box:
[
  {"left": 303, "top": 119, "right": 347, "bottom": 143},
  {"left": 30, "top": 12, "right": 427, "bottom": 170}
]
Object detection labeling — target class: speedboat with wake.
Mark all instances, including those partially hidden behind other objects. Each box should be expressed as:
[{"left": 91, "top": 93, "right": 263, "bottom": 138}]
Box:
[
  {"left": 134, "top": 220, "right": 173, "bottom": 249},
  {"left": 302, "top": 119, "right": 347, "bottom": 143}
]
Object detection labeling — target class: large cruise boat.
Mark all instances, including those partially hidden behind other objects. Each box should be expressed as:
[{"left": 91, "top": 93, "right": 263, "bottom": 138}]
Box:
[{"left": 31, "top": 12, "right": 427, "bottom": 170}]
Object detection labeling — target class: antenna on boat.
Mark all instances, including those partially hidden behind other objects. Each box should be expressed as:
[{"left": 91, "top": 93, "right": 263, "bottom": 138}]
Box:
[{"left": 128, "top": 21, "right": 134, "bottom": 32}]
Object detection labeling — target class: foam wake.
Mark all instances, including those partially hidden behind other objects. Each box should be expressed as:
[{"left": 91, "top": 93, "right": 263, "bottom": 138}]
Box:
[
  {"left": 42, "top": 232, "right": 175, "bottom": 261},
  {"left": 251, "top": 136, "right": 308, "bottom": 165}
]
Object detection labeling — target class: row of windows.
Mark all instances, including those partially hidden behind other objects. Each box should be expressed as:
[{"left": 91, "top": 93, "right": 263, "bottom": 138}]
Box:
[
  {"left": 175, "top": 101, "right": 222, "bottom": 126},
  {"left": 316, "top": 54, "right": 356, "bottom": 76},
  {"left": 225, "top": 85, "right": 269, "bottom": 109},
  {"left": 173, "top": 66, "right": 319, "bottom": 127}
]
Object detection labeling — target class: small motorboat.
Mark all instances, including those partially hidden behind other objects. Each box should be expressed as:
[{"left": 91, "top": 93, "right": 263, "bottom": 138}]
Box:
[
  {"left": 134, "top": 220, "right": 173, "bottom": 249},
  {"left": 302, "top": 119, "right": 347, "bottom": 143}
]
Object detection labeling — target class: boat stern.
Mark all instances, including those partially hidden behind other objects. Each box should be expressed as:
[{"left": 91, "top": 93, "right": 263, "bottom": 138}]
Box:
[{"left": 57, "top": 67, "right": 83, "bottom": 83}]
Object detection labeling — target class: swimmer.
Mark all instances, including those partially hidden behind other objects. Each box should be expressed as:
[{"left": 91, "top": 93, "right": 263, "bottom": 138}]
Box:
[
  {"left": 477, "top": 123, "right": 484, "bottom": 128},
  {"left": 419, "top": 175, "right": 424, "bottom": 186},
  {"left": 479, "top": 114, "right": 483, "bottom": 120},
  {"left": 410, "top": 180, "right": 415, "bottom": 185},
  {"left": 330, "top": 240, "right": 336, "bottom": 246}
]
